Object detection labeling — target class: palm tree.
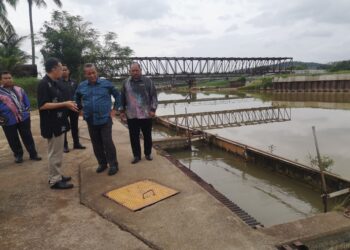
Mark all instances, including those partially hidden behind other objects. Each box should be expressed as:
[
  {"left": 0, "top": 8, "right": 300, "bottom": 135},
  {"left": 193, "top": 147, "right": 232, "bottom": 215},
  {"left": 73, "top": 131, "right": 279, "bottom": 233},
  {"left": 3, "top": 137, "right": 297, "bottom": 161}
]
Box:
[
  {"left": 27, "top": 0, "right": 62, "bottom": 65},
  {"left": 0, "top": 0, "right": 17, "bottom": 39},
  {"left": 0, "top": 31, "right": 31, "bottom": 71},
  {"left": 2, "top": 0, "right": 62, "bottom": 65}
]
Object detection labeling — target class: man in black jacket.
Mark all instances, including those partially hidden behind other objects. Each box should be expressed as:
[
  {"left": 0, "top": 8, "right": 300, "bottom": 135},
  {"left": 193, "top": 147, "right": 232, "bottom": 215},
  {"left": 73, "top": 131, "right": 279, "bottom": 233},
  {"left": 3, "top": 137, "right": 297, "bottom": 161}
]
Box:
[
  {"left": 37, "top": 58, "right": 78, "bottom": 189},
  {"left": 61, "top": 64, "right": 85, "bottom": 153}
]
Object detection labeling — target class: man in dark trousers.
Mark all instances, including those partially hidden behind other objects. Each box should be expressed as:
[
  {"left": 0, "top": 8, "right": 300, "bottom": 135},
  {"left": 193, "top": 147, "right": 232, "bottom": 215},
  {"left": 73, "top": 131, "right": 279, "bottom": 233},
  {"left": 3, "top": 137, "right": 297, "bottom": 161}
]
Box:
[
  {"left": 74, "top": 63, "right": 120, "bottom": 176},
  {"left": 120, "top": 62, "right": 158, "bottom": 164},
  {"left": 61, "top": 64, "right": 85, "bottom": 153},
  {"left": 37, "top": 58, "right": 78, "bottom": 189},
  {"left": 0, "top": 71, "right": 41, "bottom": 163}
]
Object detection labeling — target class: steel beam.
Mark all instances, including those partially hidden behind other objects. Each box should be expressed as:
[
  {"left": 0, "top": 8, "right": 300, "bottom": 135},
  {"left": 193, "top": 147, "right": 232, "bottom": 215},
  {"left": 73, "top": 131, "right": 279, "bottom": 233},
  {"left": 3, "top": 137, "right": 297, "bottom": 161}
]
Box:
[{"left": 96, "top": 57, "right": 293, "bottom": 78}]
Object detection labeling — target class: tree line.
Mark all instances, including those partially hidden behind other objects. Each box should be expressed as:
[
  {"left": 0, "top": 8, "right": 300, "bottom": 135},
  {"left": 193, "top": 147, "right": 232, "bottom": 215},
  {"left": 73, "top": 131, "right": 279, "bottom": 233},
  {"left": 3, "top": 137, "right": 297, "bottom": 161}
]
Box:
[{"left": 0, "top": 0, "right": 132, "bottom": 80}]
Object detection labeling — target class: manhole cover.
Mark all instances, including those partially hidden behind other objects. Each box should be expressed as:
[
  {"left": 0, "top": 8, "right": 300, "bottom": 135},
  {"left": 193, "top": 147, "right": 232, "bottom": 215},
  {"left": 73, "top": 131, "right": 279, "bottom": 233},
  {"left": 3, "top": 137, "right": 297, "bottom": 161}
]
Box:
[{"left": 104, "top": 180, "right": 179, "bottom": 211}]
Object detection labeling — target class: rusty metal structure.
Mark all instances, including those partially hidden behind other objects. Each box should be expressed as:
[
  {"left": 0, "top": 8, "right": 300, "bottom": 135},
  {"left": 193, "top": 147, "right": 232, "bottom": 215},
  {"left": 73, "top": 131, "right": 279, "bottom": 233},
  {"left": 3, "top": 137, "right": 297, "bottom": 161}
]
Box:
[
  {"left": 158, "top": 106, "right": 291, "bottom": 130},
  {"left": 97, "top": 57, "right": 293, "bottom": 78}
]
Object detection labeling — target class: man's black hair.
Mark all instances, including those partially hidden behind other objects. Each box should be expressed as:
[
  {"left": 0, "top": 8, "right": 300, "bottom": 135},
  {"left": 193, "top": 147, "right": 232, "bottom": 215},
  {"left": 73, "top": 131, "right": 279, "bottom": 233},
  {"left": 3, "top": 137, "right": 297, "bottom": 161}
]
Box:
[
  {"left": 84, "top": 63, "right": 95, "bottom": 69},
  {"left": 1, "top": 71, "right": 11, "bottom": 78},
  {"left": 44, "top": 57, "right": 61, "bottom": 73},
  {"left": 130, "top": 62, "right": 141, "bottom": 69}
]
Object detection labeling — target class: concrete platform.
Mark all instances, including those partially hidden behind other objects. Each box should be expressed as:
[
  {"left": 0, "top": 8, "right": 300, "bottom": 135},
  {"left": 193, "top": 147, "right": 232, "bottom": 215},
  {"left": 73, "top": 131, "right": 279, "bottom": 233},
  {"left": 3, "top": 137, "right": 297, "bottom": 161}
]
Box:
[
  {"left": 1, "top": 112, "right": 350, "bottom": 249},
  {"left": 79, "top": 120, "right": 275, "bottom": 250}
]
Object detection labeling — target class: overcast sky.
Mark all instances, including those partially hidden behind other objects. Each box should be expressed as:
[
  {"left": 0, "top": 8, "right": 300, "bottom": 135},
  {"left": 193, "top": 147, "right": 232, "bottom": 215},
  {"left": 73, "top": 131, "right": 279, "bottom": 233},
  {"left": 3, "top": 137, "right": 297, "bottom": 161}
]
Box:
[{"left": 6, "top": 0, "right": 350, "bottom": 66}]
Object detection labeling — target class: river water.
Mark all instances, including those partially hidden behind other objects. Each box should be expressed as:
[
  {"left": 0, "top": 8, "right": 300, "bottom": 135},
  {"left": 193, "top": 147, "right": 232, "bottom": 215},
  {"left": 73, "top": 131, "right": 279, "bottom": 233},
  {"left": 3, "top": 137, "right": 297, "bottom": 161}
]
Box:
[{"left": 154, "top": 91, "right": 350, "bottom": 226}]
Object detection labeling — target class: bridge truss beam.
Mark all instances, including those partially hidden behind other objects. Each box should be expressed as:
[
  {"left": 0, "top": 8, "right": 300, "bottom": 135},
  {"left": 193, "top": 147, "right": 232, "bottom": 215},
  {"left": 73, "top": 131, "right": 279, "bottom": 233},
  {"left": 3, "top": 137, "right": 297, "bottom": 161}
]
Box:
[{"left": 96, "top": 57, "right": 293, "bottom": 78}]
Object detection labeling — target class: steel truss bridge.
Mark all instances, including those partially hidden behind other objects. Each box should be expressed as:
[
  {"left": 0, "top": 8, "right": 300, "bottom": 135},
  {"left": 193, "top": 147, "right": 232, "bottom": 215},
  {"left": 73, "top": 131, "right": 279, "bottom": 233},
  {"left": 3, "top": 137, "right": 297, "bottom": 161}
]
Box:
[
  {"left": 158, "top": 106, "right": 291, "bottom": 130},
  {"left": 97, "top": 57, "right": 293, "bottom": 78}
]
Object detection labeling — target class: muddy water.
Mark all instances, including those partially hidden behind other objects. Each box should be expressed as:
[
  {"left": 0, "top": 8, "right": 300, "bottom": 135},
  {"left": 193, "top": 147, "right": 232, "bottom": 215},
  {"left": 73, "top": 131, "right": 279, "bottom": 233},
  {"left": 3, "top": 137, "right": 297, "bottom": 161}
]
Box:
[
  {"left": 157, "top": 91, "right": 350, "bottom": 179},
  {"left": 154, "top": 91, "right": 350, "bottom": 226},
  {"left": 167, "top": 142, "right": 323, "bottom": 226}
]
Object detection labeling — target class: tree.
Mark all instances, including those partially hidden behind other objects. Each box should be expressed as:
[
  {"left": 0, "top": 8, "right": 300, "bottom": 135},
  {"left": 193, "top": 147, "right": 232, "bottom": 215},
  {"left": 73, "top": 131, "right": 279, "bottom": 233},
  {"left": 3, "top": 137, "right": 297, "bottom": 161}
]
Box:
[
  {"left": 38, "top": 11, "right": 98, "bottom": 79},
  {"left": 0, "top": 31, "right": 31, "bottom": 71},
  {"left": 28, "top": 0, "right": 62, "bottom": 66},
  {"left": 1, "top": 0, "right": 62, "bottom": 65},
  {"left": 39, "top": 11, "right": 133, "bottom": 80},
  {"left": 329, "top": 60, "right": 350, "bottom": 72},
  {"left": 0, "top": 0, "right": 17, "bottom": 39},
  {"left": 92, "top": 32, "right": 133, "bottom": 79}
]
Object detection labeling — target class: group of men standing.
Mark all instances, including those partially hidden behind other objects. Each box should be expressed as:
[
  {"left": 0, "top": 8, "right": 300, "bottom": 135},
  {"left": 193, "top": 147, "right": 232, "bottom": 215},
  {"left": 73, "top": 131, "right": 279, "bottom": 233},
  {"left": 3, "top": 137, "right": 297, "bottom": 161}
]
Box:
[{"left": 0, "top": 58, "right": 158, "bottom": 190}]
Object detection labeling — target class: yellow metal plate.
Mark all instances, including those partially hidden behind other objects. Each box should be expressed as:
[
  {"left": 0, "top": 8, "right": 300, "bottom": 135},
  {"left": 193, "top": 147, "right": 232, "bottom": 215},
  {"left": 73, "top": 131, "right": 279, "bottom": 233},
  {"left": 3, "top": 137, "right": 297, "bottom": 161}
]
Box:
[{"left": 104, "top": 180, "right": 179, "bottom": 211}]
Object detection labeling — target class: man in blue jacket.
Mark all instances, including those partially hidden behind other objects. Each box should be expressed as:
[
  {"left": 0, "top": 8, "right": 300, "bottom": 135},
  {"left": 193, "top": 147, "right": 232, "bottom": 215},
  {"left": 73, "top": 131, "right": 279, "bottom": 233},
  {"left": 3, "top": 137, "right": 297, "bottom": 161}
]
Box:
[
  {"left": 75, "top": 63, "right": 120, "bottom": 176},
  {"left": 0, "top": 71, "right": 41, "bottom": 163}
]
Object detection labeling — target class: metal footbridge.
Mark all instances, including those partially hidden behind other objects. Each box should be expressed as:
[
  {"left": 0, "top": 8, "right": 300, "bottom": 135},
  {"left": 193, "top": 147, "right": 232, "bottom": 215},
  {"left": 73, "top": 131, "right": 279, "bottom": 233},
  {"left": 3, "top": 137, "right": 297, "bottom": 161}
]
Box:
[{"left": 158, "top": 106, "right": 291, "bottom": 130}]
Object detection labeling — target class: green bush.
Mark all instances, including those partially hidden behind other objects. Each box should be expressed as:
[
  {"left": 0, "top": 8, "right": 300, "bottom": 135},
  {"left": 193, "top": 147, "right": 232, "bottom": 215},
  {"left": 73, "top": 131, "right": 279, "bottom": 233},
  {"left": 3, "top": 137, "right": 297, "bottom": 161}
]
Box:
[
  {"left": 197, "top": 79, "right": 231, "bottom": 87},
  {"left": 239, "top": 77, "right": 273, "bottom": 91},
  {"left": 13, "top": 77, "right": 39, "bottom": 109}
]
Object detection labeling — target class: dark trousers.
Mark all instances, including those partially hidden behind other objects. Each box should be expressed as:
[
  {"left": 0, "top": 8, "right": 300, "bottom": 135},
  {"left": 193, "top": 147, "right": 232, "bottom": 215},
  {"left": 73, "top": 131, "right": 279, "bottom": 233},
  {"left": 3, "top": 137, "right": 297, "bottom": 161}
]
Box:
[
  {"left": 127, "top": 118, "right": 153, "bottom": 158},
  {"left": 64, "top": 111, "right": 80, "bottom": 147},
  {"left": 87, "top": 119, "right": 117, "bottom": 166},
  {"left": 2, "top": 118, "right": 38, "bottom": 158}
]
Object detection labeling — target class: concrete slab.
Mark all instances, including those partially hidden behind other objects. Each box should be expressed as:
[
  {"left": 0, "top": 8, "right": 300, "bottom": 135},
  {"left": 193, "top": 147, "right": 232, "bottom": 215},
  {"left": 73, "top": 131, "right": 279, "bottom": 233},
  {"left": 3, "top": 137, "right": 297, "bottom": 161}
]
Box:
[
  {"left": 0, "top": 115, "right": 150, "bottom": 250},
  {"left": 79, "top": 119, "right": 277, "bottom": 250},
  {"left": 262, "top": 211, "right": 350, "bottom": 245}
]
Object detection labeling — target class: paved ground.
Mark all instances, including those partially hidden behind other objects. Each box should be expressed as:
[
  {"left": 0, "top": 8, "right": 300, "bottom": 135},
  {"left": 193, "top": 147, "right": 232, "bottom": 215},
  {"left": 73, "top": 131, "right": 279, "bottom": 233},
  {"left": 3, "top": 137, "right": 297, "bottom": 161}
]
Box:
[
  {"left": 1, "top": 112, "right": 350, "bottom": 249},
  {"left": 0, "top": 114, "right": 150, "bottom": 250}
]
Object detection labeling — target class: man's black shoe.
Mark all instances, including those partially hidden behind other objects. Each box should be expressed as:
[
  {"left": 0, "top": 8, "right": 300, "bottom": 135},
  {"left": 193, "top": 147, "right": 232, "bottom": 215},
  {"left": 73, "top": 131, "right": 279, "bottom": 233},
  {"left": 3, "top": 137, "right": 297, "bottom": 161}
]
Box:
[
  {"left": 50, "top": 181, "right": 74, "bottom": 189},
  {"left": 64, "top": 146, "right": 70, "bottom": 153},
  {"left": 74, "top": 144, "right": 86, "bottom": 150},
  {"left": 30, "top": 155, "right": 42, "bottom": 161},
  {"left": 96, "top": 165, "right": 107, "bottom": 173},
  {"left": 61, "top": 176, "right": 72, "bottom": 182},
  {"left": 131, "top": 156, "right": 141, "bottom": 164},
  {"left": 15, "top": 155, "right": 23, "bottom": 163},
  {"left": 145, "top": 155, "right": 153, "bottom": 161},
  {"left": 108, "top": 164, "right": 119, "bottom": 176}
]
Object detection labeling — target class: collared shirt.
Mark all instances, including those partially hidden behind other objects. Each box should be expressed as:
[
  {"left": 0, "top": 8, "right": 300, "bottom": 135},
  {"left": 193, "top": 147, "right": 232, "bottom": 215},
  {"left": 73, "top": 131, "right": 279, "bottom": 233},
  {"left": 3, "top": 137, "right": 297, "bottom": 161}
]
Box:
[
  {"left": 61, "top": 78, "right": 78, "bottom": 101},
  {"left": 75, "top": 78, "right": 121, "bottom": 126},
  {"left": 37, "top": 75, "right": 70, "bottom": 139},
  {"left": 0, "top": 85, "right": 30, "bottom": 126},
  {"left": 120, "top": 76, "right": 158, "bottom": 119}
]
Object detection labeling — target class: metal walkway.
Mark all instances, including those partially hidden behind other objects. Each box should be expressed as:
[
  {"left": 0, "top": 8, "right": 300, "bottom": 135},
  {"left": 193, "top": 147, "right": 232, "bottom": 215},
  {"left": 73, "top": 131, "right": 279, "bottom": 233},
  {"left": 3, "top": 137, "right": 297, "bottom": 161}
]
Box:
[
  {"left": 96, "top": 57, "right": 293, "bottom": 78},
  {"left": 158, "top": 106, "right": 291, "bottom": 130}
]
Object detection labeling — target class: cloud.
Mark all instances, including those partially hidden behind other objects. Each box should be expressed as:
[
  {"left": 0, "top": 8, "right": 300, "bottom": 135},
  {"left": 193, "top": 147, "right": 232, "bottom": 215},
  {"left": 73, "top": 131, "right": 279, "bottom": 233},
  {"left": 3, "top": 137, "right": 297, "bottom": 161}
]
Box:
[
  {"left": 225, "top": 24, "right": 238, "bottom": 32},
  {"left": 116, "top": 0, "right": 170, "bottom": 20},
  {"left": 247, "top": 0, "right": 350, "bottom": 28},
  {"left": 136, "top": 25, "right": 210, "bottom": 37}
]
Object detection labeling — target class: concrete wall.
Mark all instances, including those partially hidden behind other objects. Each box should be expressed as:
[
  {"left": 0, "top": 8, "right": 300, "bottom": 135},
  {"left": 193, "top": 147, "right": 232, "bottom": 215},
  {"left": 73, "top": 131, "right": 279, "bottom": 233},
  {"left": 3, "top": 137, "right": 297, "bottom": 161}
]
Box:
[{"left": 272, "top": 74, "right": 350, "bottom": 92}]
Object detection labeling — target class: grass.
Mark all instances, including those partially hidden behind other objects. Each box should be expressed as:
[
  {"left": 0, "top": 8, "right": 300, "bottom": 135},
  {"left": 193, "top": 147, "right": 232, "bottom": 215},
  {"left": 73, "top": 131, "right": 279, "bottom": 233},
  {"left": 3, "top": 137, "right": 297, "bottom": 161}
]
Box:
[
  {"left": 239, "top": 77, "right": 273, "bottom": 91},
  {"left": 196, "top": 79, "right": 231, "bottom": 88},
  {"left": 13, "top": 77, "right": 39, "bottom": 109}
]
